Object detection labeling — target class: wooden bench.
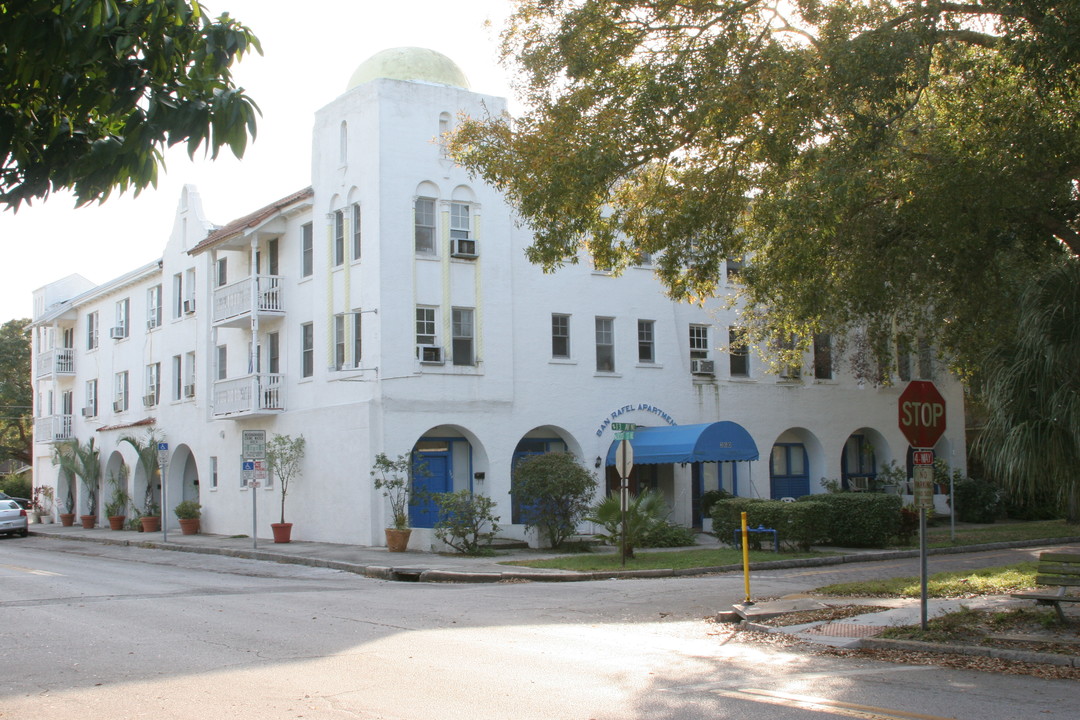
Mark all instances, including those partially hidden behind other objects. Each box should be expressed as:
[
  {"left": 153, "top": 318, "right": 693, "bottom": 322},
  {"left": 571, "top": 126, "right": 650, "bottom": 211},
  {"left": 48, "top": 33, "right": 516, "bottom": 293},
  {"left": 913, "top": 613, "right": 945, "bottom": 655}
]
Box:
[{"left": 1012, "top": 552, "right": 1080, "bottom": 622}]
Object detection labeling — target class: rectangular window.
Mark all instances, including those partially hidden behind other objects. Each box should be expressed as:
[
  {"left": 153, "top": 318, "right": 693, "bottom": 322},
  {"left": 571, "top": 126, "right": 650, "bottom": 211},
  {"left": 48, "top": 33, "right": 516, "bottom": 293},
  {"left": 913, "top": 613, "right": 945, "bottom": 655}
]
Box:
[
  {"left": 352, "top": 203, "right": 362, "bottom": 260},
  {"left": 637, "top": 320, "right": 655, "bottom": 363},
  {"left": 216, "top": 345, "right": 227, "bottom": 381},
  {"left": 301, "top": 222, "right": 313, "bottom": 278},
  {"left": 268, "top": 332, "right": 280, "bottom": 374},
  {"left": 726, "top": 256, "right": 745, "bottom": 282},
  {"left": 551, "top": 314, "right": 570, "bottom": 359},
  {"left": 450, "top": 202, "right": 470, "bottom": 240},
  {"left": 172, "top": 355, "right": 182, "bottom": 401},
  {"left": 302, "top": 323, "right": 314, "bottom": 378},
  {"left": 210, "top": 456, "right": 218, "bottom": 490},
  {"left": 114, "top": 298, "right": 130, "bottom": 338},
  {"left": 729, "top": 328, "right": 749, "bottom": 377},
  {"left": 778, "top": 335, "right": 802, "bottom": 379},
  {"left": 352, "top": 313, "right": 362, "bottom": 366},
  {"left": 813, "top": 334, "right": 833, "bottom": 380},
  {"left": 184, "top": 352, "right": 196, "bottom": 399},
  {"left": 689, "top": 325, "right": 709, "bottom": 359},
  {"left": 416, "top": 307, "right": 437, "bottom": 345},
  {"left": 216, "top": 257, "right": 228, "bottom": 287},
  {"left": 452, "top": 308, "right": 475, "bottom": 366},
  {"left": 184, "top": 268, "right": 195, "bottom": 313},
  {"left": 334, "top": 314, "right": 346, "bottom": 370},
  {"left": 267, "top": 238, "right": 279, "bottom": 276},
  {"left": 86, "top": 311, "right": 99, "bottom": 350},
  {"left": 114, "top": 371, "right": 128, "bottom": 412},
  {"left": 144, "top": 363, "right": 160, "bottom": 406},
  {"left": 917, "top": 338, "right": 933, "bottom": 380},
  {"left": 173, "top": 272, "right": 184, "bottom": 317},
  {"left": 333, "top": 209, "right": 345, "bottom": 266},
  {"left": 85, "top": 379, "right": 97, "bottom": 418},
  {"left": 415, "top": 197, "right": 436, "bottom": 253},
  {"left": 595, "top": 317, "right": 615, "bottom": 372},
  {"left": 147, "top": 285, "right": 162, "bottom": 330}
]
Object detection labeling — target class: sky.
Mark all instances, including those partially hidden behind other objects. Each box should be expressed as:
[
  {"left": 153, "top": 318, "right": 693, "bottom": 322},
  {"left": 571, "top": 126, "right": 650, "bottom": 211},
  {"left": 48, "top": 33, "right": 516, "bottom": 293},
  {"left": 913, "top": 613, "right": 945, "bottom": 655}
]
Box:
[{"left": 0, "top": 0, "right": 516, "bottom": 322}]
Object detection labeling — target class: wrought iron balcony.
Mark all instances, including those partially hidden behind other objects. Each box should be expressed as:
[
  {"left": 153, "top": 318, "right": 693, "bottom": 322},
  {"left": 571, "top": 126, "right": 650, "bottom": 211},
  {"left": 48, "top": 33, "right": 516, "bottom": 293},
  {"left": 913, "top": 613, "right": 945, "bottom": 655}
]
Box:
[{"left": 212, "top": 373, "right": 285, "bottom": 418}]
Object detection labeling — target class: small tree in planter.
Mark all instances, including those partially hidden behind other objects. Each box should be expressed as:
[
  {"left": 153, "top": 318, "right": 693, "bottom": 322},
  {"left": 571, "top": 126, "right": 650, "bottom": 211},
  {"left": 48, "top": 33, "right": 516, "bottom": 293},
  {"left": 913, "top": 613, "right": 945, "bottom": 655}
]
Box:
[
  {"left": 267, "top": 433, "right": 305, "bottom": 543},
  {"left": 371, "top": 452, "right": 427, "bottom": 551},
  {"left": 104, "top": 466, "right": 131, "bottom": 530},
  {"left": 173, "top": 500, "right": 202, "bottom": 535},
  {"left": 120, "top": 430, "right": 163, "bottom": 530},
  {"left": 52, "top": 437, "right": 102, "bottom": 528}
]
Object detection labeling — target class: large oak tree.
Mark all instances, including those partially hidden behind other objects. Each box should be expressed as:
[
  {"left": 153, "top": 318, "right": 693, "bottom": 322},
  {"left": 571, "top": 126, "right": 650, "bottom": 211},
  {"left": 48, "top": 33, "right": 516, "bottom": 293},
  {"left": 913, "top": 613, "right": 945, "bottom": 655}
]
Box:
[{"left": 1, "top": 0, "right": 261, "bottom": 210}]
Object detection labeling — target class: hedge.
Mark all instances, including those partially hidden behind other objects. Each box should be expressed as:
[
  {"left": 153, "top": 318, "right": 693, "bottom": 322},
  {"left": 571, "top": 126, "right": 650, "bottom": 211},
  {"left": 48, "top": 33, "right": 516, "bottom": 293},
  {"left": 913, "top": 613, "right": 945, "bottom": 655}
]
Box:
[
  {"left": 799, "top": 492, "right": 902, "bottom": 547},
  {"left": 712, "top": 493, "right": 903, "bottom": 549}
]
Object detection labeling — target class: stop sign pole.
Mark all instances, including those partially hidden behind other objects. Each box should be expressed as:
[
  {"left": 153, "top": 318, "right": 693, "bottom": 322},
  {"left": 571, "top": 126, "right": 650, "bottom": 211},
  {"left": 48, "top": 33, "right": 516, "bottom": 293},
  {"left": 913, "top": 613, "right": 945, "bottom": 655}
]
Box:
[{"left": 898, "top": 381, "right": 946, "bottom": 630}]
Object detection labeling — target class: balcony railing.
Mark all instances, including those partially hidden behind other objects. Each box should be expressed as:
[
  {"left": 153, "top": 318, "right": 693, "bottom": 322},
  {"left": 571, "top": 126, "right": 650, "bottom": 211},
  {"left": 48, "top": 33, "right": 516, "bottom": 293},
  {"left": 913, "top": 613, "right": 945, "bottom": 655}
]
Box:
[
  {"left": 35, "top": 414, "right": 74, "bottom": 444},
  {"left": 36, "top": 348, "right": 75, "bottom": 378},
  {"left": 212, "top": 275, "right": 284, "bottom": 326},
  {"left": 212, "top": 373, "right": 284, "bottom": 417}
]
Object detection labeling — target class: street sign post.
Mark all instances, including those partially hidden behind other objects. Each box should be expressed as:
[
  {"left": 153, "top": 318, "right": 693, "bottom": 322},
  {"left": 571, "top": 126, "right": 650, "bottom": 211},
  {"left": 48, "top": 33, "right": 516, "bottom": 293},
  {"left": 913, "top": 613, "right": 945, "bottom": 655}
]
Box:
[
  {"left": 244, "top": 461, "right": 260, "bottom": 549},
  {"left": 614, "top": 437, "right": 634, "bottom": 567},
  {"left": 157, "top": 442, "right": 169, "bottom": 542},
  {"left": 242, "top": 430, "right": 266, "bottom": 460}
]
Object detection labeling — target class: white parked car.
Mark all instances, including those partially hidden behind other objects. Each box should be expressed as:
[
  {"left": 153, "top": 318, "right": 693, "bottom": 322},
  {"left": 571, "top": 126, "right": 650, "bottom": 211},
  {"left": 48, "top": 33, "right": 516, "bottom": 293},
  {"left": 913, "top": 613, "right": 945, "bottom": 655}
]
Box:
[{"left": 0, "top": 499, "right": 28, "bottom": 537}]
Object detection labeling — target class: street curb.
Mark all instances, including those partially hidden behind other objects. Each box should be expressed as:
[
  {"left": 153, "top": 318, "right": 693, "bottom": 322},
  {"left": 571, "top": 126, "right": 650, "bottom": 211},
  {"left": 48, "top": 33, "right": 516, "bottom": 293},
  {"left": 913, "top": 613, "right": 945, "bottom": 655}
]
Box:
[
  {"left": 29, "top": 529, "right": 1080, "bottom": 584},
  {"left": 859, "top": 637, "right": 1080, "bottom": 668}
]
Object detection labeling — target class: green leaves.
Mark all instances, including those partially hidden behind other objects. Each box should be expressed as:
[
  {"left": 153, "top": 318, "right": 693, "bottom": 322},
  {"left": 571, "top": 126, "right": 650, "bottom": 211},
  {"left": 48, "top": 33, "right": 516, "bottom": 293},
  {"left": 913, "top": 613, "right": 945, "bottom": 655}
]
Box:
[{"left": 0, "top": 0, "right": 261, "bottom": 209}]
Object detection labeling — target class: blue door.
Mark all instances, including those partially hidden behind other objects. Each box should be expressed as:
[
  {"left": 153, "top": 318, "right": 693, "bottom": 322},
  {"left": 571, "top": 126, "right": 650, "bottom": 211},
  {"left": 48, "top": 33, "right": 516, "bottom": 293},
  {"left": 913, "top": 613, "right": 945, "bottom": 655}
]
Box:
[{"left": 410, "top": 452, "right": 450, "bottom": 528}]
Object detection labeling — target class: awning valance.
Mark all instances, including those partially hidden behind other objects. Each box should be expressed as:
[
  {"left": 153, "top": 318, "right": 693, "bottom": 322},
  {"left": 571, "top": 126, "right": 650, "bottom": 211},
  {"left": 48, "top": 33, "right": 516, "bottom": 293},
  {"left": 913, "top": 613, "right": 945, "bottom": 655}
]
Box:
[{"left": 605, "top": 421, "right": 759, "bottom": 466}]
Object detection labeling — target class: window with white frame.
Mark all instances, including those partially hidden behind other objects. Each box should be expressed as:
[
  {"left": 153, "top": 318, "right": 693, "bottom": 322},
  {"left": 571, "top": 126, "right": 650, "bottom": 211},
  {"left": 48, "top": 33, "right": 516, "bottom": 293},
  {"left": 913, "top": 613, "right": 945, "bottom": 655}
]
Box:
[
  {"left": 333, "top": 209, "right": 345, "bottom": 266},
  {"left": 352, "top": 203, "right": 362, "bottom": 260},
  {"left": 689, "top": 325, "right": 709, "bottom": 360},
  {"left": 144, "top": 363, "right": 160, "bottom": 406},
  {"left": 551, "top": 314, "right": 570, "bottom": 359},
  {"left": 450, "top": 202, "right": 470, "bottom": 241},
  {"left": 333, "top": 314, "right": 346, "bottom": 370},
  {"left": 210, "top": 456, "right": 218, "bottom": 490},
  {"left": 216, "top": 257, "right": 228, "bottom": 287},
  {"left": 173, "top": 272, "right": 184, "bottom": 317},
  {"left": 414, "top": 197, "right": 436, "bottom": 254},
  {"left": 114, "top": 371, "right": 128, "bottom": 412},
  {"left": 86, "top": 311, "right": 99, "bottom": 350},
  {"left": 216, "top": 345, "right": 227, "bottom": 381},
  {"left": 184, "top": 352, "right": 196, "bottom": 398},
  {"left": 147, "top": 285, "right": 162, "bottom": 330},
  {"left": 452, "top": 308, "right": 475, "bottom": 366},
  {"left": 114, "top": 298, "right": 129, "bottom": 339},
  {"left": 416, "top": 307, "right": 437, "bottom": 345},
  {"left": 172, "top": 355, "right": 182, "bottom": 401},
  {"left": 183, "top": 268, "right": 195, "bottom": 313},
  {"left": 726, "top": 256, "right": 745, "bottom": 283},
  {"left": 778, "top": 335, "right": 802, "bottom": 379},
  {"left": 729, "top": 327, "right": 750, "bottom": 377},
  {"left": 85, "top": 379, "right": 97, "bottom": 418},
  {"left": 301, "top": 323, "right": 313, "bottom": 378},
  {"left": 813, "top": 334, "right": 833, "bottom": 380},
  {"left": 595, "top": 317, "right": 615, "bottom": 372},
  {"left": 352, "top": 313, "right": 362, "bottom": 366},
  {"left": 637, "top": 319, "right": 655, "bottom": 363},
  {"left": 917, "top": 338, "right": 933, "bottom": 380},
  {"left": 301, "top": 222, "right": 313, "bottom": 278},
  {"left": 268, "top": 332, "right": 280, "bottom": 374}
]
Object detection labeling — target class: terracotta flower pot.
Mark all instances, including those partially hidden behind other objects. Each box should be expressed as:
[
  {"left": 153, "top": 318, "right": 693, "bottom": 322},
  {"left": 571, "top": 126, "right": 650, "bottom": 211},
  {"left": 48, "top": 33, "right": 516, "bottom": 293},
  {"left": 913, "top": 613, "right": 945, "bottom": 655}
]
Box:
[
  {"left": 178, "top": 518, "right": 200, "bottom": 535},
  {"left": 271, "top": 522, "right": 293, "bottom": 543},
  {"left": 108, "top": 515, "right": 126, "bottom": 531},
  {"left": 385, "top": 527, "right": 412, "bottom": 552},
  {"left": 140, "top": 516, "right": 161, "bottom": 533},
  {"left": 59, "top": 513, "right": 76, "bottom": 527},
  {"left": 80, "top": 515, "right": 97, "bottom": 529}
]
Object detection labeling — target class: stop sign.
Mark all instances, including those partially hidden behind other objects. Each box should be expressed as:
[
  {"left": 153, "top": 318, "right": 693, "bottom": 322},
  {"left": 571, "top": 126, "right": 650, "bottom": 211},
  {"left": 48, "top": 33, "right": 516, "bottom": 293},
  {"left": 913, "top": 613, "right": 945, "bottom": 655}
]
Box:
[{"left": 898, "top": 381, "right": 946, "bottom": 448}]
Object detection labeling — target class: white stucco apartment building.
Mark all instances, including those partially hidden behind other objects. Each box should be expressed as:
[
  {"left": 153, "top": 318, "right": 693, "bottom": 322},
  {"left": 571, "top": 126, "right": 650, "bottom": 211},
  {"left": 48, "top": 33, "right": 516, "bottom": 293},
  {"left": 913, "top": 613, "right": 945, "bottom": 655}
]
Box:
[{"left": 29, "top": 48, "right": 966, "bottom": 549}]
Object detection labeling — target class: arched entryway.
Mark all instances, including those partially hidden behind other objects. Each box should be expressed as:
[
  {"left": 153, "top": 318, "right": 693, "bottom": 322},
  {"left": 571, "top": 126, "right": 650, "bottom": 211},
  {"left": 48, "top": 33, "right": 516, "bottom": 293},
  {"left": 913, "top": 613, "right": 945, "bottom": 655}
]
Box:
[
  {"left": 840, "top": 428, "right": 890, "bottom": 491},
  {"left": 510, "top": 426, "right": 578, "bottom": 525},
  {"left": 409, "top": 425, "right": 486, "bottom": 528},
  {"left": 769, "top": 428, "right": 824, "bottom": 499}
]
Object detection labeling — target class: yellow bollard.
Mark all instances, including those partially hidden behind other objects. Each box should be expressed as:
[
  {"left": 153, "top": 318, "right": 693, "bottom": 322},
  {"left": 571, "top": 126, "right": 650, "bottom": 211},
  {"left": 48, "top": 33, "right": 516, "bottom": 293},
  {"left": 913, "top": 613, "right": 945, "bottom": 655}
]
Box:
[{"left": 741, "top": 511, "right": 752, "bottom": 605}]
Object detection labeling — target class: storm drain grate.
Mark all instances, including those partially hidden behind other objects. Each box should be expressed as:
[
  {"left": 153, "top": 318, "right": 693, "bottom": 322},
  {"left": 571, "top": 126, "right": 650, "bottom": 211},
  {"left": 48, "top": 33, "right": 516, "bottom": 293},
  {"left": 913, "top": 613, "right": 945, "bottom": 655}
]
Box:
[{"left": 803, "top": 623, "right": 886, "bottom": 638}]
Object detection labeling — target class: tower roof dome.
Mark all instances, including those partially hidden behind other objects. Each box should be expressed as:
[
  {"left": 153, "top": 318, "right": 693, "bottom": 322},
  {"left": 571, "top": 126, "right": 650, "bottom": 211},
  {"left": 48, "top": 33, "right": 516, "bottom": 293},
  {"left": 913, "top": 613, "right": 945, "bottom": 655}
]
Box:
[{"left": 347, "top": 47, "right": 470, "bottom": 91}]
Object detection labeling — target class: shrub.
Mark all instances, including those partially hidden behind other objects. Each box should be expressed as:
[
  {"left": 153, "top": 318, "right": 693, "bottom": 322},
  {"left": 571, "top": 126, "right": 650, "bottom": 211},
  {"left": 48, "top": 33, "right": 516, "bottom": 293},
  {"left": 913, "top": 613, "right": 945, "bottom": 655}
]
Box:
[
  {"left": 699, "top": 488, "right": 731, "bottom": 519},
  {"left": 711, "top": 498, "right": 827, "bottom": 551},
  {"left": 512, "top": 452, "right": 598, "bottom": 549},
  {"left": 802, "top": 492, "right": 902, "bottom": 547},
  {"left": 587, "top": 489, "right": 669, "bottom": 557},
  {"left": 0, "top": 473, "right": 31, "bottom": 500},
  {"left": 641, "top": 521, "right": 698, "bottom": 548},
  {"left": 432, "top": 490, "right": 501, "bottom": 555},
  {"left": 1003, "top": 490, "right": 1062, "bottom": 521},
  {"left": 951, "top": 476, "right": 1005, "bottom": 523}
]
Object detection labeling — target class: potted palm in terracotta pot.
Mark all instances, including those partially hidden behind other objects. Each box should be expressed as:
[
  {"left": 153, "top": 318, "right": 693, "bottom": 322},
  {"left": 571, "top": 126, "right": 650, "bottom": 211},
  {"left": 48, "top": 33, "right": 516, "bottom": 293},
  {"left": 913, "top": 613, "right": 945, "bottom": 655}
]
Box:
[
  {"left": 52, "top": 438, "right": 102, "bottom": 529},
  {"left": 267, "top": 433, "right": 305, "bottom": 543},
  {"left": 105, "top": 468, "right": 130, "bottom": 530},
  {"left": 120, "top": 431, "right": 163, "bottom": 532}
]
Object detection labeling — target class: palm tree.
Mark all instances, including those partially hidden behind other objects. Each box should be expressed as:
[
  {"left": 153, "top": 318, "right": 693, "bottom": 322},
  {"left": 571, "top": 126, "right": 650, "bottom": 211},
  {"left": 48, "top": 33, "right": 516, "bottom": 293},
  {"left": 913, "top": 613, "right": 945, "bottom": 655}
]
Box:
[
  {"left": 120, "top": 430, "right": 163, "bottom": 516},
  {"left": 973, "top": 262, "right": 1080, "bottom": 523},
  {"left": 51, "top": 437, "right": 102, "bottom": 517}
]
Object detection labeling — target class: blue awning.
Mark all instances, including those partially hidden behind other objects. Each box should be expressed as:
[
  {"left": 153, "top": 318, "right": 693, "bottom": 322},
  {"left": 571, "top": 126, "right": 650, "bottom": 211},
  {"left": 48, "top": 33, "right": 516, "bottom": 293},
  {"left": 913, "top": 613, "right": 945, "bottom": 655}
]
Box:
[{"left": 605, "top": 422, "right": 759, "bottom": 466}]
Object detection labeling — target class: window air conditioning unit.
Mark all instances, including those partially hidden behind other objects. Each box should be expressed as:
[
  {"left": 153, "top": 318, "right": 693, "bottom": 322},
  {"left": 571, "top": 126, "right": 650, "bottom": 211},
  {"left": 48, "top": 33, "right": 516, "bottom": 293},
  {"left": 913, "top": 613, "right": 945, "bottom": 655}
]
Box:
[
  {"left": 183, "top": 299, "right": 196, "bottom": 314},
  {"left": 113, "top": 400, "right": 125, "bottom": 413},
  {"left": 183, "top": 384, "right": 196, "bottom": 399},
  {"left": 81, "top": 407, "right": 94, "bottom": 417},
  {"left": 691, "top": 359, "right": 715, "bottom": 376},
  {"left": 143, "top": 393, "right": 157, "bottom": 407},
  {"left": 450, "top": 238, "right": 478, "bottom": 258},
  {"left": 418, "top": 345, "right": 444, "bottom": 364},
  {"left": 109, "top": 327, "right": 126, "bottom": 340}
]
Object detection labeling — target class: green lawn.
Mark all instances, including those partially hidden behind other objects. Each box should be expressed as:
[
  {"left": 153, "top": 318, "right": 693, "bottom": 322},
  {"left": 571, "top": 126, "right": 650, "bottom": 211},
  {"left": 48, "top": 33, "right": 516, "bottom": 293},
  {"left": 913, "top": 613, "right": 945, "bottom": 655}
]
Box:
[
  {"left": 501, "top": 547, "right": 823, "bottom": 572},
  {"left": 814, "top": 562, "right": 1039, "bottom": 598},
  {"left": 923, "top": 519, "right": 1077, "bottom": 548}
]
